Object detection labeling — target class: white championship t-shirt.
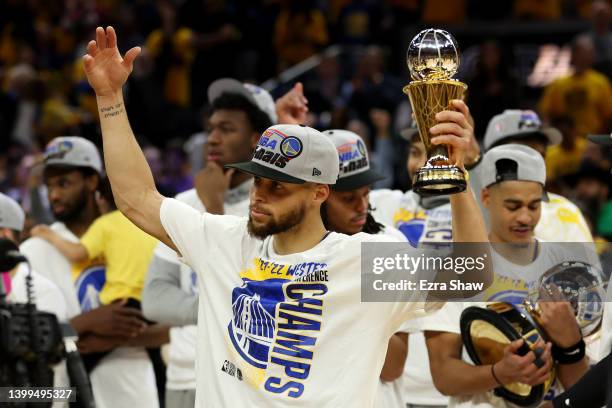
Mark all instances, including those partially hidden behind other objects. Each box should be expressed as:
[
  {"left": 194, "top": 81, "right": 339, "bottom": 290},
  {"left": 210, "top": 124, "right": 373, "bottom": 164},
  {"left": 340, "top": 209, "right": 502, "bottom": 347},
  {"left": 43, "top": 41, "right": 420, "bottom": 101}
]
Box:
[
  {"left": 160, "top": 197, "right": 432, "bottom": 407},
  {"left": 158, "top": 185, "right": 251, "bottom": 391},
  {"left": 20, "top": 223, "right": 159, "bottom": 408}
]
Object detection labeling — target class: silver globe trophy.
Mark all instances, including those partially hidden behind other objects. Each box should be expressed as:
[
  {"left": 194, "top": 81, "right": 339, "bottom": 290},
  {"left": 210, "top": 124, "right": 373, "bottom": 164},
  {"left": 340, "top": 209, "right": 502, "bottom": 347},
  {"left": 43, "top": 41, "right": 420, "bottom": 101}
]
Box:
[
  {"left": 527, "top": 261, "right": 606, "bottom": 337},
  {"left": 404, "top": 28, "right": 467, "bottom": 195}
]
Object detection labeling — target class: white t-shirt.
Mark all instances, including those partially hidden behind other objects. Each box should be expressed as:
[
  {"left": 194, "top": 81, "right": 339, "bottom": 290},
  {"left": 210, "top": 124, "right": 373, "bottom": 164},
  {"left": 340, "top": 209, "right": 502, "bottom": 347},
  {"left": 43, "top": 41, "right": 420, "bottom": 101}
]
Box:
[
  {"left": 159, "top": 197, "right": 432, "bottom": 407},
  {"left": 159, "top": 186, "right": 251, "bottom": 390},
  {"left": 20, "top": 222, "right": 159, "bottom": 408},
  {"left": 419, "top": 244, "right": 586, "bottom": 408},
  {"left": 370, "top": 188, "right": 451, "bottom": 406}
]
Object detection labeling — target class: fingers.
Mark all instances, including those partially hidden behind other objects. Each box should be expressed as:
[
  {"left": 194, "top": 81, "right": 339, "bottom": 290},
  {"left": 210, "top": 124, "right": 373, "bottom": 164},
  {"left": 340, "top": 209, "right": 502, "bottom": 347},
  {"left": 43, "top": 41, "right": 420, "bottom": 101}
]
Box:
[
  {"left": 116, "top": 306, "right": 145, "bottom": 319},
  {"left": 225, "top": 168, "right": 235, "bottom": 182},
  {"left": 106, "top": 26, "right": 117, "bottom": 49},
  {"left": 295, "top": 82, "right": 308, "bottom": 104},
  {"left": 435, "top": 110, "right": 470, "bottom": 130},
  {"left": 123, "top": 46, "right": 142, "bottom": 70},
  {"left": 430, "top": 134, "right": 468, "bottom": 151},
  {"left": 526, "top": 343, "right": 553, "bottom": 385},
  {"left": 430, "top": 122, "right": 466, "bottom": 138},
  {"left": 505, "top": 339, "right": 525, "bottom": 355},
  {"left": 450, "top": 99, "right": 472, "bottom": 125},
  {"left": 86, "top": 40, "right": 98, "bottom": 57},
  {"left": 82, "top": 54, "right": 94, "bottom": 71},
  {"left": 96, "top": 27, "right": 107, "bottom": 50}
]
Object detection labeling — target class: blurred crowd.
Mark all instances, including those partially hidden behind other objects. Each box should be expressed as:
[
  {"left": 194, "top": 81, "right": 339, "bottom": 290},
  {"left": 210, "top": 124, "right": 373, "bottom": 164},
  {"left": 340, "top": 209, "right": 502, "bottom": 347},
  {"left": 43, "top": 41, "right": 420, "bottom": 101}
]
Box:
[{"left": 0, "top": 0, "right": 611, "bottom": 244}]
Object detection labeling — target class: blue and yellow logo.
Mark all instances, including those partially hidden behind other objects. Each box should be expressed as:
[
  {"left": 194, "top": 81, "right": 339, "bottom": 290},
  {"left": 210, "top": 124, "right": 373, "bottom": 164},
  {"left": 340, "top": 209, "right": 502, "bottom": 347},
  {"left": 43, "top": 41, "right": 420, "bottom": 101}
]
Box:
[{"left": 280, "top": 136, "right": 303, "bottom": 159}]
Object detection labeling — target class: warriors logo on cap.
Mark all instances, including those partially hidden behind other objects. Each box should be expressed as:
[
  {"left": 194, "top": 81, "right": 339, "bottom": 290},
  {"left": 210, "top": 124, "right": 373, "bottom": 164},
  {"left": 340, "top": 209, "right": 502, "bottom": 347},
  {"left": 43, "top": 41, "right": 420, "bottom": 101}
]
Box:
[
  {"left": 280, "top": 136, "right": 303, "bottom": 159},
  {"left": 226, "top": 124, "right": 340, "bottom": 185},
  {"left": 44, "top": 140, "right": 74, "bottom": 160}
]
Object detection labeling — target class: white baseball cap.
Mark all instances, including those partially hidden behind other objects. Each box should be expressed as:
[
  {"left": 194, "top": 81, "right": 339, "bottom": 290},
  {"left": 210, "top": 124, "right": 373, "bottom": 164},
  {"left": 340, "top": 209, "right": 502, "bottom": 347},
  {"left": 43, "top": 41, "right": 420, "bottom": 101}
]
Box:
[
  {"left": 0, "top": 193, "right": 25, "bottom": 231},
  {"left": 226, "top": 124, "right": 339, "bottom": 184},
  {"left": 43, "top": 136, "right": 103, "bottom": 174},
  {"left": 484, "top": 110, "right": 562, "bottom": 151},
  {"left": 479, "top": 144, "right": 548, "bottom": 200},
  {"left": 323, "top": 129, "right": 385, "bottom": 191},
  {"left": 208, "top": 78, "right": 278, "bottom": 124}
]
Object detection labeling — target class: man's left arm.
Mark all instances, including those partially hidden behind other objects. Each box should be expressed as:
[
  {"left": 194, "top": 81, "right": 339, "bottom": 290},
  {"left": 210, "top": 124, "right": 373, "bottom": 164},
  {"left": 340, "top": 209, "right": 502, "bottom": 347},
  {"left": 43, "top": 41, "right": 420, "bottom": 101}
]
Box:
[{"left": 426, "top": 100, "right": 492, "bottom": 298}]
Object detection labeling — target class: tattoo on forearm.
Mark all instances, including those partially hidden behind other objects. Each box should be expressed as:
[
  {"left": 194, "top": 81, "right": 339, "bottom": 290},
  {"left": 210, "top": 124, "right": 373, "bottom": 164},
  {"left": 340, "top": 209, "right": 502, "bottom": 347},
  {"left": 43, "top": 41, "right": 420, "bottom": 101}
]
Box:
[{"left": 100, "top": 103, "right": 125, "bottom": 119}]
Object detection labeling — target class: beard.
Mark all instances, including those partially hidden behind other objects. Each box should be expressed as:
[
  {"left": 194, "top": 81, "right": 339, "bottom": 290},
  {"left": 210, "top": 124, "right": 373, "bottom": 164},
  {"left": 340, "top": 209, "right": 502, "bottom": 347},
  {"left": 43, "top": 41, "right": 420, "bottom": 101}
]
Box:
[
  {"left": 52, "top": 190, "right": 89, "bottom": 223},
  {"left": 247, "top": 203, "right": 306, "bottom": 239}
]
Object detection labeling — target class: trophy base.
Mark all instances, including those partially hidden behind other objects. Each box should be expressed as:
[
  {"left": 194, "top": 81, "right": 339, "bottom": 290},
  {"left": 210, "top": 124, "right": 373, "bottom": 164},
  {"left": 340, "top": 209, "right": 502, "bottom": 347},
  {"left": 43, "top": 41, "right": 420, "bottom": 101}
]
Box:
[{"left": 413, "top": 165, "right": 467, "bottom": 196}]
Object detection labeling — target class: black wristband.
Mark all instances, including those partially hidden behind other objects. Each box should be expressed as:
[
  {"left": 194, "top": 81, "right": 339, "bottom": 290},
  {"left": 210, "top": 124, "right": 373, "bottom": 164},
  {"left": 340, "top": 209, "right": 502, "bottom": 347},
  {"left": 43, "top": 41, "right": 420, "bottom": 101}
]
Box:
[
  {"left": 491, "top": 363, "right": 503, "bottom": 387},
  {"left": 552, "top": 339, "right": 585, "bottom": 364}
]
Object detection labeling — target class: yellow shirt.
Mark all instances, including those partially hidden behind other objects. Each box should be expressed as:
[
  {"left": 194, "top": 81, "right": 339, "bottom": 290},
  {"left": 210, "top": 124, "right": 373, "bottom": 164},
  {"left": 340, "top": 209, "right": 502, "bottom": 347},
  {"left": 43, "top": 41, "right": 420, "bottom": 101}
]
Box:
[
  {"left": 81, "top": 210, "right": 157, "bottom": 305},
  {"left": 539, "top": 69, "right": 612, "bottom": 139},
  {"left": 545, "top": 138, "right": 587, "bottom": 181}
]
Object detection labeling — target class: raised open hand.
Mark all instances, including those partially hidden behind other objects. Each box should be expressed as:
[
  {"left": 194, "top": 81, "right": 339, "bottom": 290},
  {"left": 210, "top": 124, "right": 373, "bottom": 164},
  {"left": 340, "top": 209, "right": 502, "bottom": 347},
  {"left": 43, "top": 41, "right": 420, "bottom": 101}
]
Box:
[{"left": 82, "top": 26, "right": 141, "bottom": 97}]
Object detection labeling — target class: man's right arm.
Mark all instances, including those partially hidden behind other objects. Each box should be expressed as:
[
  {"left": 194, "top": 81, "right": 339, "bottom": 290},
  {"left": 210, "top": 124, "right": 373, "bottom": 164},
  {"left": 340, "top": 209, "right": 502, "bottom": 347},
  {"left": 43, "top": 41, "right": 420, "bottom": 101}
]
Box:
[
  {"left": 83, "top": 26, "right": 174, "bottom": 250},
  {"left": 425, "top": 330, "right": 553, "bottom": 397}
]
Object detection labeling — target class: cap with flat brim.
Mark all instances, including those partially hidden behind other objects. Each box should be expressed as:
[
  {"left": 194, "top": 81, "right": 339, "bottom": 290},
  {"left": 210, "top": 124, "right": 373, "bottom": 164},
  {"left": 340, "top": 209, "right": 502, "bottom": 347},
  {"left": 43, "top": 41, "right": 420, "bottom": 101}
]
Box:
[
  {"left": 490, "top": 129, "right": 562, "bottom": 149},
  {"left": 225, "top": 161, "right": 306, "bottom": 184},
  {"left": 333, "top": 168, "right": 385, "bottom": 191},
  {"left": 588, "top": 133, "right": 612, "bottom": 146}
]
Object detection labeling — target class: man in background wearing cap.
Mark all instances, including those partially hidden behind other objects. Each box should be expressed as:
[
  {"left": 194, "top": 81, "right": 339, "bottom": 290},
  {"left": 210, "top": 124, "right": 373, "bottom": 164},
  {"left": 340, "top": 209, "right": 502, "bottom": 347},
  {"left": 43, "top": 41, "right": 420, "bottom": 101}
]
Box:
[
  {"left": 0, "top": 192, "right": 69, "bottom": 406},
  {"left": 83, "top": 26, "right": 491, "bottom": 407},
  {"left": 141, "top": 77, "right": 290, "bottom": 408},
  {"left": 321, "top": 129, "right": 410, "bottom": 407},
  {"left": 424, "top": 145, "right": 590, "bottom": 407},
  {"left": 478, "top": 109, "right": 593, "bottom": 243},
  {"left": 19, "top": 136, "right": 160, "bottom": 408}
]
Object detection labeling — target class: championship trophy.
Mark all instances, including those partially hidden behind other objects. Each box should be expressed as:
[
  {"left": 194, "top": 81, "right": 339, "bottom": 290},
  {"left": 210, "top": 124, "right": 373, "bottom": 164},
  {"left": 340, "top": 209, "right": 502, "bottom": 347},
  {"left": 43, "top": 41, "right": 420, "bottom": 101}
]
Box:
[
  {"left": 460, "top": 261, "right": 606, "bottom": 407},
  {"left": 404, "top": 28, "right": 467, "bottom": 195}
]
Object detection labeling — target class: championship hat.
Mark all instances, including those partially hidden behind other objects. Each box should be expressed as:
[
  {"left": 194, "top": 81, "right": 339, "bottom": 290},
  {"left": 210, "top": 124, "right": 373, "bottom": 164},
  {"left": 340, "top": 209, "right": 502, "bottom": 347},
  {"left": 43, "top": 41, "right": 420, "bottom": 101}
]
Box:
[
  {"left": 0, "top": 193, "right": 25, "bottom": 232},
  {"left": 484, "top": 110, "right": 562, "bottom": 151},
  {"left": 226, "top": 124, "right": 339, "bottom": 184},
  {"left": 208, "top": 78, "right": 278, "bottom": 124},
  {"left": 43, "top": 136, "right": 103, "bottom": 174},
  {"left": 479, "top": 144, "right": 548, "bottom": 200},
  {"left": 323, "top": 129, "right": 385, "bottom": 191}
]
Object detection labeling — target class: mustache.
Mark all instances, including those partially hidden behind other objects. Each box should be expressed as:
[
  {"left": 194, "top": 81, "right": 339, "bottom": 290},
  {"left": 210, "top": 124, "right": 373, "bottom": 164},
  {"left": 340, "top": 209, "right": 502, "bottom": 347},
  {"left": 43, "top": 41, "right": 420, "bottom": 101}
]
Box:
[{"left": 250, "top": 205, "right": 271, "bottom": 215}]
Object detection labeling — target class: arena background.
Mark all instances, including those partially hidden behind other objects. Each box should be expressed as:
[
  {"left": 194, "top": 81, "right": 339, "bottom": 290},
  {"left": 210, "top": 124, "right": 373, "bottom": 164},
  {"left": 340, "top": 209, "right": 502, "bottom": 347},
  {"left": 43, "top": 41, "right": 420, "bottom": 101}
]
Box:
[{"left": 0, "top": 0, "right": 610, "bottom": 244}]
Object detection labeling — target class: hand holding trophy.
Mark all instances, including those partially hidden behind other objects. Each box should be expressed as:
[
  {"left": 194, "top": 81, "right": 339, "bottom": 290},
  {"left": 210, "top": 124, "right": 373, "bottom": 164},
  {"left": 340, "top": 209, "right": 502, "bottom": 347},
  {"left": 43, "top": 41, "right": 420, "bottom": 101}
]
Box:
[{"left": 404, "top": 28, "right": 468, "bottom": 195}]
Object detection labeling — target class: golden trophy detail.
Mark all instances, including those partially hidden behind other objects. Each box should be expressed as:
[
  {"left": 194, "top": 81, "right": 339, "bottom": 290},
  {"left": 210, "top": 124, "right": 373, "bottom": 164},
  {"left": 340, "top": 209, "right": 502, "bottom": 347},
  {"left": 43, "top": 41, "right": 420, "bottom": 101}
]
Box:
[{"left": 404, "top": 28, "right": 468, "bottom": 195}]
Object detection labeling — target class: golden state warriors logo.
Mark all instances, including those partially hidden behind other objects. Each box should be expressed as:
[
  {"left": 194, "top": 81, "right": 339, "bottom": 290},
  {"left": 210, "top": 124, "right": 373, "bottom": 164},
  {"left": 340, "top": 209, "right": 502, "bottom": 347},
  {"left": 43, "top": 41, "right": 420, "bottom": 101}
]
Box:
[
  {"left": 229, "top": 278, "right": 284, "bottom": 369},
  {"left": 44, "top": 140, "right": 74, "bottom": 160},
  {"left": 280, "top": 136, "right": 303, "bottom": 159},
  {"left": 357, "top": 139, "right": 366, "bottom": 157},
  {"left": 228, "top": 259, "right": 329, "bottom": 398},
  {"left": 75, "top": 265, "right": 106, "bottom": 311}
]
